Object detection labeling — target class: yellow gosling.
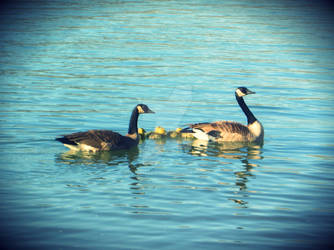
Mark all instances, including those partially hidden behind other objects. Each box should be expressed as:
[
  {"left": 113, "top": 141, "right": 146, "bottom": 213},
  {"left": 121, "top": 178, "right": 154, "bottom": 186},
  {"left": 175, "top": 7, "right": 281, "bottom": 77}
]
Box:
[
  {"left": 167, "top": 131, "right": 179, "bottom": 138},
  {"left": 138, "top": 128, "right": 146, "bottom": 140},
  {"left": 181, "top": 132, "right": 195, "bottom": 139},
  {"left": 147, "top": 126, "right": 167, "bottom": 140},
  {"left": 155, "top": 126, "right": 166, "bottom": 135},
  {"left": 175, "top": 127, "right": 183, "bottom": 133},
  {"left": 167, "top": 127, "right": 183, "bottom": 138}
]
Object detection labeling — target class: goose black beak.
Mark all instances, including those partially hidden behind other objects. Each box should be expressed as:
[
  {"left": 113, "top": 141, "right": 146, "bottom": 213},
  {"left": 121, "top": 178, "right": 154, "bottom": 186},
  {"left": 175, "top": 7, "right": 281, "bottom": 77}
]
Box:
[
  {"left": 247, "top": 90, "right": 256, "bottom": 95},
  {"left": 146, "top": 108, "right": 155, "bottom": 114}
]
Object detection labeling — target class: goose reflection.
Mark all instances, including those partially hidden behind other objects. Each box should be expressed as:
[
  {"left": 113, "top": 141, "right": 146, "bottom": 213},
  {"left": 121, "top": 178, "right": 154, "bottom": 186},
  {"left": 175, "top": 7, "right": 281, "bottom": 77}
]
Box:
[
  {"left": 227, "top": 157, "right": 259, "bottom": 209},
  {"left": 55, "top": 147, "right": 140, "bottom": 174},
  {"left": 182, "top": 139, "right": 263, "bottom": 209},
  {"left": 182, "top": 139, "right": 263, "bottom": 160}
]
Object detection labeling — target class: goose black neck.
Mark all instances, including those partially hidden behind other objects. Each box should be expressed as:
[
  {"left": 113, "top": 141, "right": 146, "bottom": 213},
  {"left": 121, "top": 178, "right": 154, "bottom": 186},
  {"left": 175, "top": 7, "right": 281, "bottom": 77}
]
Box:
[
  {"left": 235, "top": 94, "right": 257, "bottom": 125},
  {"left": 128, "top": 107, "right": 139, "bottom": 134}
]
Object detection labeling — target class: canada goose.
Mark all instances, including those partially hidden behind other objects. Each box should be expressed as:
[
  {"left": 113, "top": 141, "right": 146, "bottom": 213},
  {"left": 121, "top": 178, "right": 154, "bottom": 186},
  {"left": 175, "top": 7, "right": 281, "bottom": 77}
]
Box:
[
  {"left": 56, "top": 104, "right": 154, "bottom": 152},
  {"left": 182, "top": 87, "right": 264, "bottom": 143}
]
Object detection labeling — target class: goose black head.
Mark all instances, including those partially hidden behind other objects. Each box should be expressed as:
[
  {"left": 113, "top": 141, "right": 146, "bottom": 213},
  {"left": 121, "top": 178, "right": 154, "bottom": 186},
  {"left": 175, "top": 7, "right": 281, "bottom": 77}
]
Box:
[
  {"left": 235, "top": 87, "right": 256, "bottom": 97},
  {"left": 136, "top": 104, "right": 155, "bottom": 114}
]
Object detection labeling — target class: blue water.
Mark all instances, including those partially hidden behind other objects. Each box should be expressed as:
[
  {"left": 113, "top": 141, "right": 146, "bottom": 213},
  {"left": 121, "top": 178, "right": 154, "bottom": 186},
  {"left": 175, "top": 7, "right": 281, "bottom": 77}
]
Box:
[{"left": 1, "top": 0, "right": 334, "bottom": 249}]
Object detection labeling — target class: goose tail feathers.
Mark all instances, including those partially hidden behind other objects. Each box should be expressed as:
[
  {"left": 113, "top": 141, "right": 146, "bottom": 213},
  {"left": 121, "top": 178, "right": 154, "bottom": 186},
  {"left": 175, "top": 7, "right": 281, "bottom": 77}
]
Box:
[{"left": 55, "top": 136, "right": 77, "bottom": 146}]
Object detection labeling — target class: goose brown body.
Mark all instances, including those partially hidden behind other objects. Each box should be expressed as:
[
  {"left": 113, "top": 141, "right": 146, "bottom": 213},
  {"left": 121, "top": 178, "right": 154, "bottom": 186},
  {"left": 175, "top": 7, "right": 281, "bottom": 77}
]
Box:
[
  {"left": 182, "top": 87, "right": 264, "bottom": 143},
  {"left": 56, "top": 129, "right": 137, "bottom": 151},
  {"left": 56, "top": 104, "right": 154, "bottom": 152},
  {"left": 188, "top": 120, "right": 263, "bottom": 142}
]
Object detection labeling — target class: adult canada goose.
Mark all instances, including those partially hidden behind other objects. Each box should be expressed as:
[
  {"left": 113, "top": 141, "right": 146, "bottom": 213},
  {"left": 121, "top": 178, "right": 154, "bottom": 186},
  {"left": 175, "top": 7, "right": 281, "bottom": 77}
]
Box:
[
  {"left": 182, "top": 87, "right": 264, "bottom": 143},
  {"left": 56, "top": 104, "right": 154, "bottom": 152}
]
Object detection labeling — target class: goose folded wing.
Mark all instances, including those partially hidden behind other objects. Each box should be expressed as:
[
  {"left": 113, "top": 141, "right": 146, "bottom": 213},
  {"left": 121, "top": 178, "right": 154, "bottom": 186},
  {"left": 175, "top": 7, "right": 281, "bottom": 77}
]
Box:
[
  {"left": 60, "top": 130, "right": 123, "bottom": 148},
  {"left": 191, "top": 121, "right": 250, "bottom": 136}
]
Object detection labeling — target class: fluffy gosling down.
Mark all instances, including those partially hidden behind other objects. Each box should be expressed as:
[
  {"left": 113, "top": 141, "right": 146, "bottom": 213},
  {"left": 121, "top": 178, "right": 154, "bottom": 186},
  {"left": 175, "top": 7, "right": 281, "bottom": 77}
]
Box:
[
  {"left": 145, "top": 127, "right": 194, "bottom": 140},
  {"left": 147, "top": 126, "right": 167, "bottom": 140}
]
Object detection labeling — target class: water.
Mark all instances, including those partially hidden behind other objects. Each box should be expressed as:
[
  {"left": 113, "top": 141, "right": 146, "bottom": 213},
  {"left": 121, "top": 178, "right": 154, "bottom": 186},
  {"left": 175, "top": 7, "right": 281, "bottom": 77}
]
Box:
[{"left": 1, "top": 0, "right": 334, "bottom": 249}]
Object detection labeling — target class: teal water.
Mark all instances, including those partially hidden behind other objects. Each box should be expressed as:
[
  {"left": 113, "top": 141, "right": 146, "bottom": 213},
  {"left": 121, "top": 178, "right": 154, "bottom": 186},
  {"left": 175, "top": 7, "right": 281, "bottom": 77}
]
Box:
[{"left": 1, "top": 0, "right": 334, "bottom": 249}]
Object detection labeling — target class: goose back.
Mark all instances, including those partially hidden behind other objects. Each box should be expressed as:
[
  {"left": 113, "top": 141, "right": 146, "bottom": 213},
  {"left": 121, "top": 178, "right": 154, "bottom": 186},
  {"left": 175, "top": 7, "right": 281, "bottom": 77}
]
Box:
[{"left": 189, "top": 121, "right": 261, "bottom": 142}]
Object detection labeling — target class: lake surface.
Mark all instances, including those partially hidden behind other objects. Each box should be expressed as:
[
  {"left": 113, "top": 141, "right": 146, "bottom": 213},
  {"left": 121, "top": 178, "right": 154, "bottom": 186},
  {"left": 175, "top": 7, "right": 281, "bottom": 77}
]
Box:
[{"left": 1, "top": 0, "right": 334, "bottom": 249}]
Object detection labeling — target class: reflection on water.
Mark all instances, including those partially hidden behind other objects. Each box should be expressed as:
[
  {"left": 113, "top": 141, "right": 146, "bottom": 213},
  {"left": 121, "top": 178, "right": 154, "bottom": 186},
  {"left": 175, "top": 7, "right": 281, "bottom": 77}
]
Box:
[
  {"left": 181, "top": 139, "right": 263, "bottom": 209},
  {"left": 182, "top": 139, "right": 263, "bottom": 160},
  {"left": 146, "top": 137, "right": 263, "bottom": 211},
  {"left": 56, "top": 147, "right": 139, "bottom": 173}
]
